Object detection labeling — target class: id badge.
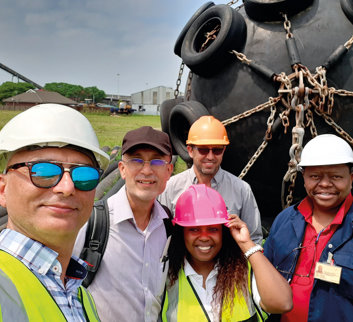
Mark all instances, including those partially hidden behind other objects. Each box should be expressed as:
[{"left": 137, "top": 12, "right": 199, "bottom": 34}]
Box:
[{"left": 314, "top": 262, "right": 342, "bottom": 284}]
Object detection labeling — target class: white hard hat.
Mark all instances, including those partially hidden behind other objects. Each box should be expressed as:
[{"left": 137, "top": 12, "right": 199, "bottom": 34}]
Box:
[
  {"left": 0, "top": 104, "right": 110, "bottom": 171},
  {"left": 298, "top": 134, "right": 353, "bottom": 168}
]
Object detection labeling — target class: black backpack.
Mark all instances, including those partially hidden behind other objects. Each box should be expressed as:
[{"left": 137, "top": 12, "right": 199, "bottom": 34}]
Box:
[{"left": 79, "top": 199, "right": 173, "bottom": 287}]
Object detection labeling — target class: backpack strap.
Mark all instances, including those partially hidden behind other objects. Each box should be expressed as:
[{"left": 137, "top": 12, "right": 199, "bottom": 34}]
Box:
[
  {"left": 161, "top": 204, "right": 174, "bottom": 238},
  {"left": 80, "top": 199, "right": 110, "bottom": 288}
]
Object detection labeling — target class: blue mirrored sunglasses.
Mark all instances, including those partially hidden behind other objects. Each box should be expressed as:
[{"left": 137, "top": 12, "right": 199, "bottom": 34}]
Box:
[{"left": 6, "top": 161, "right": 103, "bottom": 191}]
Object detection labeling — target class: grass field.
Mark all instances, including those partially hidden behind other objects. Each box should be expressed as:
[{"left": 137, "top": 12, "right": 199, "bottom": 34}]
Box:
[{"left": 0, "top": 110, "right": 187, "bottom": 173}]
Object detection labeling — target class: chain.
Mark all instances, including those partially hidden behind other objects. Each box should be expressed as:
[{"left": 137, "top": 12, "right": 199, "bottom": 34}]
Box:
[
  {"left": 265, "top": 105, "right": 277, "bottom": 140},
  {"left": 284, "top": 172, "right": 297, "bottom": 208},
  {"left": 200, "top": 25, "right": 221, "bottom": 52},
  {"left": 238, "top": 105, "right": 277, "bottom": 179},
  {"left": 327, "top": 87, "right": 335, "bottom": 115},
  {"left": 186, "top": 71, "right": 193, "bottom": 101},
  {"left": 282, "top": 14, "right": 293, "bottom": 39},
  {"left": 314, "top": 108, "right": 353, "bottom": 145},
  {"left": 332, "top": 88, "right": 353, "bottom": 97},
  {"left": 222, "top": 96, "right": 280, "bottom": 126},
  {"left": 227, "top": 0, "right": 240, "bottom": 6},
  {"left": 229, "top": 50, "right": 252, "bottom": 65},
  {"left": 305, "top": 109, "right": 318, "bottom": 137},
  {"left": 174, "top": 62, "right": 185, "bottom": 98},
  {"left": 238, "top": 141, "right": 268, "bottom": 179},
  {"left": 344, "top": 35, "right": 353, "bottom": 49}
]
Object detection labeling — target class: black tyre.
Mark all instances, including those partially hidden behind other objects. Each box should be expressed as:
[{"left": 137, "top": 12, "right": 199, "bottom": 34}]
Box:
[
  {"left": 341, "top": 0, "right": 353, "bottom": 23},
  {"left": 100, "top": 160, "right": 119, "bottom": 180},
  {"left": 244, "top": 0, "right": 314, "bottom": 22},
  {"left": 102, "top": 177, "right": 125, "bottom": 201},
  {"left": 160, "top": 96, "right": 184, "bottom": 134},
  {"left": 95, "top": 168, "right": 120, "bottom": 200},
  {"left": 174, "top": 1, "right": 215, "bottom": 57},
  {"left": 169, "top": 100, "right": 209, "bottom": 162},
  {"left": 181, "top": 4, "right": 247, "bottom": 77}
]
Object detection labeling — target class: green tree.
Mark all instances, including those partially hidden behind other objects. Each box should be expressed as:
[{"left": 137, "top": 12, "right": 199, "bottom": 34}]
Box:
[
  {"left": 44, "top": 83, "right": 106, "bottom": 103},
  {"left": 0, "top": 82, "right": 35, "bottom": 102},
  {"left": 44, "top": 82, "right": 85, "bottom": 101},
  {"left": 84, "top": 86, "right": 106, "bottom": 103}
]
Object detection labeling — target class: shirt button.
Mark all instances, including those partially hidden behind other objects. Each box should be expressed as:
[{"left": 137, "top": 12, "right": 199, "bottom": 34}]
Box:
[
  {"left": 53, "top": 265, "right": 59, "bottom": 272},
  {"left": 38, "top": 268, "right": 45, "bottom": 274},
  {"left": 145, "top": 263, "right": 149, "bottom": 267},
  {"left": 328, "top": 244, "right": 333, "bottom": 248}
]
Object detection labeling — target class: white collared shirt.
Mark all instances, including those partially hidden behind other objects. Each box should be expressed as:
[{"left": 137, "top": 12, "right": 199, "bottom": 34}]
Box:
[{"left": 73, "top": 186, "right": 169, "bottom": 322}]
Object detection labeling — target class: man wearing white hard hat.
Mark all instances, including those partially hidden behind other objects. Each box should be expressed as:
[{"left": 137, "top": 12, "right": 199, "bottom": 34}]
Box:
[
  {"left": 264, "top": 134, "right": 353, "bottom": 322},
  {"left": 0, "top": 104, "right": 109, "bottom": 321}
]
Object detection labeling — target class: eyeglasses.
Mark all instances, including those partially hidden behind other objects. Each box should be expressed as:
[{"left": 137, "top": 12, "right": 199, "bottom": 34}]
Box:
[
  {"left": 194, "top": 147, "right": 225, "bottom": 156},
  {"left": 276, "top": 242, "right": 317, "bottom": 280},
  {"left": 6, "top": 161, "right": 103, "bottom": 191},
  {"left": 123, "top": 158, "right": 170, "bottom": 170}
]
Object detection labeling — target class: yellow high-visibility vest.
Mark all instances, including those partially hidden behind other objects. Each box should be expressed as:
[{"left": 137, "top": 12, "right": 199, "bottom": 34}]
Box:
[
  {"left": 162, "top": 266, "right": 260, "bottom": 322},
  {"left": 0, "top": 250, "right": 100, "bottom": 321}
]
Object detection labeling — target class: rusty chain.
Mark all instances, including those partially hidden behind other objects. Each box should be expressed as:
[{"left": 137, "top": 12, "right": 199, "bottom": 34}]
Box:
[
  {"left": 344, "top": 35, "right": 353, "bottom": 49},
  {"left": 186, "top": 71, "right": 193, "bottom": 101},
  {"left": 227, "top": 0, "right": 240, "bottom": 6},
  {"left": 305, "top": 109, "right": 318, "bottom": 137},
  {"left": 314, "top": 107, "right": 353, "bottom": 145},
  {"left": 229, "top": 50, "right": 252, "bottom": 65},
  {"left": 282, "top": 14, "right": 293, "bottom": 39},
  {"left": 222, "top": 96, "right": 280, "bottom": 126},
  {"left": 174, "top": 62, "right": 185, "bottom": 98},
  {"left": 238, "top": 105, "right": 277, "bottom": 179}
]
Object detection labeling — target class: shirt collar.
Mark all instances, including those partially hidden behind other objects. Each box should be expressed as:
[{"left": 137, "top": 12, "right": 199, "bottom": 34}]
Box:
[
  {"left": 0, "top": 229, "right": 87, "bottom": 279},
  {"left": 184, "top": 258, "right": 218, "bottom": 280},
  {"left": 298, "top": 192, "right": 353, "bottom": 226},
  {"left": 190, "top": 166, "right": 223, "bottom": 186},
  {"left": 109, "top": 185, "right": 168, "bottom": 227}
]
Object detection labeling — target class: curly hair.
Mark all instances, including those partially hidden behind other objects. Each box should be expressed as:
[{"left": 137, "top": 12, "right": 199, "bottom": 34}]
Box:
[{"left": 167, "top": 225, "right": 248, "bottom": 316}]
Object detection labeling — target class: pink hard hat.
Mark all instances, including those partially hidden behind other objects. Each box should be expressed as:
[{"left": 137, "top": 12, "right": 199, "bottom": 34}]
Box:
[{"left": 173, "top": 184, "right": 228, "bottom": 227}]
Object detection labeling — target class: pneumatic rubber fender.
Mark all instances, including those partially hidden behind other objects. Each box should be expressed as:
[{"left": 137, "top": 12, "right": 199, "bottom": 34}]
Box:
[
  {"left": 180, "top": 4, "right": 247, "bottom": 77},
  {"left": 169, "top": 100, "right": 209, "bottom": 162},
  {"left": 243, "top": 0, "right": 314, "bottom": 22},
  {"left": 174, "top": 1, "right": 215, "bottom": 57}
]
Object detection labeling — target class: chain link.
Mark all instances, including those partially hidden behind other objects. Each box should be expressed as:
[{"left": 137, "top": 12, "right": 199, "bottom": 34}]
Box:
[
  {"left": 222, "top": 96, "right": 280, "bottom": 126},
  {"left": 186, "top": 71, "right": 193, "bottom": 101},
  {"left": 332, "top": 88, "right": 353, "bottom": 97},
  {"left": 238, "top": 140, "right": 268, "bottom": 180},
  {"left": 344, "top": 35, "right": 353, "bottom": 49},
  {"left": 282, "top": 14, "right": 293, "bottom": 39},
  {"left": 305, "top": 109, "right": 318, "bottom": 137},
  {"left": 174, "top": 62, "right": 185, "bottom": 98},
  {"left": 229, "top": 50, "right": 252, "bottom": 65},
  {"left": 314, "top": 108, "right": 353, "bottom": 145},
  {"left": 226, "top": 0, "right": 240, "bottom": 6},
  {"left": 238, "top": 105, "right": 277, "bottom": 179}
]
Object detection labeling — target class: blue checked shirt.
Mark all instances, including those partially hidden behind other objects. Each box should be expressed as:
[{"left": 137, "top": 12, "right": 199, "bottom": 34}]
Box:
[{"left": 0, "top": 229, "right": 88, "bottom": 322}]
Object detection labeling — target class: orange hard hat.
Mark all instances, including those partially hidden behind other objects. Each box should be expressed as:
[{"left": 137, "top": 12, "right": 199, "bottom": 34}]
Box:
[{"left": 186, "top": 116, "right": 229, "bottom": 146}]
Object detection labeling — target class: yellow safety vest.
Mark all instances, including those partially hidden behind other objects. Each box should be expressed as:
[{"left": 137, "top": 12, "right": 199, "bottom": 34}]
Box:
[
  {"left": 161, "top": 265, "right": 262, "bottom": 322},
  {"left": 0, "top": 251, "right": 100, "bottom": 321}
]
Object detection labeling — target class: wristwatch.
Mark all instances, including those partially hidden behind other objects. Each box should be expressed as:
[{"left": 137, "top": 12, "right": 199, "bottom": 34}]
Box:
[{"left": 244, "top": 245, "right": 263, "bottom": 259}]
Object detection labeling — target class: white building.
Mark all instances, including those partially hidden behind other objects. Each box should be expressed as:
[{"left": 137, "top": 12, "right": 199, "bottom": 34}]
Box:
[{"left": 131, "top": 86, "right": 175, "bottom": 115}]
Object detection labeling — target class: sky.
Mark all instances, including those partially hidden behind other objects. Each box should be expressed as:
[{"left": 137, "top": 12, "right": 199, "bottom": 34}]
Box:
[{"left": 0, "top": 0, "right": 234, "bottom": 96}]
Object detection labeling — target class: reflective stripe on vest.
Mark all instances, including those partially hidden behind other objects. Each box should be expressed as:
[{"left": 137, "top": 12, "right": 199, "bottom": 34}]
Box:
[
  {"left": 0, "top": 251, "right": 100, "bottom": 321},
  {"left": 162, "top": 266, "right": 257, "bottom": 322}
]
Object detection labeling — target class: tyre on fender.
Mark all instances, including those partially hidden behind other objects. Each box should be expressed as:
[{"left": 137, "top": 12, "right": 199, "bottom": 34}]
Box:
[
  {"left": 181, "top": 4, "right": 247, "bottom": 77},
  {"left": 174, "top": 1, "right": 215, "bottom": 57},
  {"left": 169, "top": 100, "right": 209, "bottom": 162}
]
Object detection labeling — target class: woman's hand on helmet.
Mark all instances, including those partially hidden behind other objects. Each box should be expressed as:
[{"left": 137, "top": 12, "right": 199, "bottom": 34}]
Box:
[{"left": 226, "top": 214, "right": 253, "bottom": 251}]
